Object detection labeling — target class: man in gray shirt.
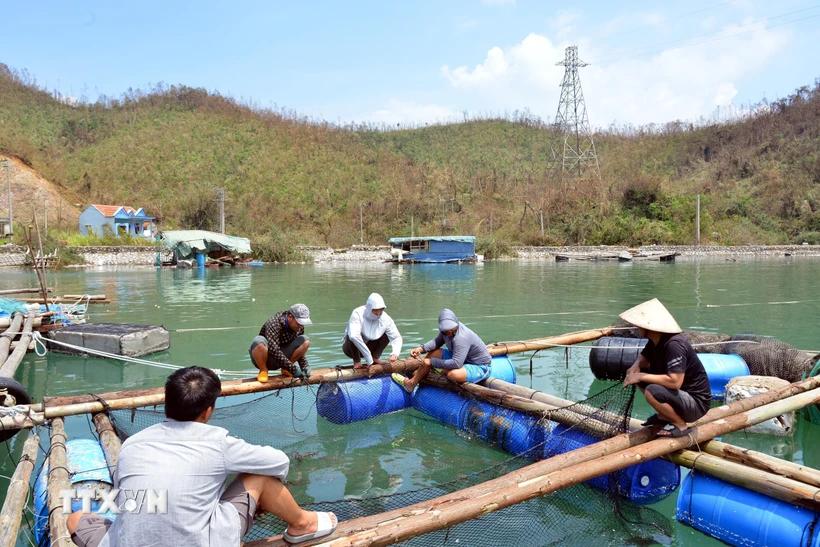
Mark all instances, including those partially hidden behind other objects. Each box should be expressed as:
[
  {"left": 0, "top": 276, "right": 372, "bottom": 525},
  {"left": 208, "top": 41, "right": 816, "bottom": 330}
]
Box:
[
  {"left": 393, "top": 308, "right": 492, "bottom": 392},
  {"left": 67, "top": 366, "right": 337, "bottom": 546}
]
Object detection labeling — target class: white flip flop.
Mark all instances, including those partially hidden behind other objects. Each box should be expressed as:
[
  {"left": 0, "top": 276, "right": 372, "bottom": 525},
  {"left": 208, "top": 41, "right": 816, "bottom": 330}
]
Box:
[{"left": 283, "top": 511, "right": 337, "bottom": 544}]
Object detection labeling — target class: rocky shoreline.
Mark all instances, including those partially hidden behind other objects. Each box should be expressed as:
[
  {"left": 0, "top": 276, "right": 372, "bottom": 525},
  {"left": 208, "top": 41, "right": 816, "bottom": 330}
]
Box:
[
  {"left": 2, "top": 243, "right": 818, "bottom": 268},
  {"left": 300, "top": 244, "right": 820, "bottom": 263}
]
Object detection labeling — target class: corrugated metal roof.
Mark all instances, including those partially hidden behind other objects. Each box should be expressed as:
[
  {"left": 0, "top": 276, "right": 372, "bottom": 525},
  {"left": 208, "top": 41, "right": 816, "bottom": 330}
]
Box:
[
  {"left": 388, "top": 236, "right": 476, "bottom": 244},
  {"left": 159, "top": 230, "right": 252, "bottom": 256}
]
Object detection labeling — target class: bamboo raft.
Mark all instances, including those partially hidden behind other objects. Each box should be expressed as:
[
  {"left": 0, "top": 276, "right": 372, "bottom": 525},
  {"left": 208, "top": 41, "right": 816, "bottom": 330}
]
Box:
[{"left": 1, "top": 327, "right": 818, "bottom": 547}]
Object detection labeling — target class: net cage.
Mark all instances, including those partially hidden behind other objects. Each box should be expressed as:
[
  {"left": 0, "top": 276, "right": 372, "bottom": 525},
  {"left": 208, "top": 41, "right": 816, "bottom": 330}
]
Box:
[{"left": 106, "top": 376, "right": 675, "bottom": 546}]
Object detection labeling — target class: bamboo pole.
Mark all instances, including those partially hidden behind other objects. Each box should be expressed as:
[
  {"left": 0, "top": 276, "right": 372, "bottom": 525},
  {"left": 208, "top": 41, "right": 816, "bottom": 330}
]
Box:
[
  {"left": 5, "top": 360, "right": 426, "bottom": 429},
  {"left": 0, "top": 315, "right": 44, "bottom": 329},
  {"left": 40, "top": 328, "right": 614, "bottom": 409},
  {"left": 248, "top": 387, "right": 820, "bottom": 546},
  {"left": 18, "top": 298, "right": 110, "bottom": 305},
  {"left": 47, "top": 418, "right": 73, "bottom": 547},
  {"left": 0, "top": 314, "right": 33, "bottom": 378},
  {"left": 700, "top": 439, "right": 820, "bottom": 488},
  {"left": 443, "top": 377, "right": 820, "bottom": 508},
  {"left": 0, "top": 312, "right": 23, "bottom": 364},
  {"left": 0, "top": 430, "right": 39, "bottom": 547},
  {"left": 668, "top": 450, "right": 820, "bottom": 510},
  {"left": 0, "top": 288, "right": 52, "bottom": 296},
  {"left": 60, "top": 295, "right": 107, "bottom": 300},
  {"left": 92, "top": 413, "right": 121, "bottom": 471},
  {"left": 486, "top": 327, "right": 613, "bottom": 356},
  {"left": 423, "top": 375, "right": 617, "bottom": 437},
  {"left": 486, "top": 379, "right": 820, "bottom": 489}
]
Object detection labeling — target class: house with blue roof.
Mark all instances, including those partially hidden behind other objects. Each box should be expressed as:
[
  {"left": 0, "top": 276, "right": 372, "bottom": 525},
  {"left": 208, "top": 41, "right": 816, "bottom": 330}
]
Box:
[{"left": 79, "top": 204, "right": 156, "bottom": 238}]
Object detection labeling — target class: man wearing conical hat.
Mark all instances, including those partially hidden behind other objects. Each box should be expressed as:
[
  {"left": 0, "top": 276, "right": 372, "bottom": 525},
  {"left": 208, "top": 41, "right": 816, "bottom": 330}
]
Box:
[{"left": 620, "top": 298, "right": 711, "bottom": 437}]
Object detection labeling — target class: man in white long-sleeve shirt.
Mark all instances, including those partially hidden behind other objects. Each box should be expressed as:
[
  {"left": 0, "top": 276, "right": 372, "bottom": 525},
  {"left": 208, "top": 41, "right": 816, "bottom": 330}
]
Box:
[
  {"left": 67, "top": 366, "right": 336, "bottom": 547},
  {"left": 342, "top": 293, "right": 403, "bottom": 369}
]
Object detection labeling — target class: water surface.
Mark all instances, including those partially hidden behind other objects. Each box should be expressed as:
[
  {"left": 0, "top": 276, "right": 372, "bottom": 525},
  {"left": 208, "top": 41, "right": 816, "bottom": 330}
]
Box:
[{"left": 2, "top": 257, "right": 818, "bottom": 545}]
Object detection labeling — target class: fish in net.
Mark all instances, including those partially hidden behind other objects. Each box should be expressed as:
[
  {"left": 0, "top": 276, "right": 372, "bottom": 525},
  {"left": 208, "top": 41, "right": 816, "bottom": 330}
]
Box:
[{"left": 108, "top": 377, "right": 674, "bottom": 546}]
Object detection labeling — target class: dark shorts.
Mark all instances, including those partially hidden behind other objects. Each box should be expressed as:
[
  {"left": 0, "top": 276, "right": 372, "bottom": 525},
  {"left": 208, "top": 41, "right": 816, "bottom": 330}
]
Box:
[
  {"left": 645, "top": 384, "right": 708, "bottom": 422},
  {"left": 342, "top": 334, "right": 390, "bottom": 362},
  {"left": 71, "top": 514, "right": 112, "bottom": 547},
  {"left": 249, "top": 335, "right": 307, "bottom": 367},
  {"left": 221, "top": 476, "right": 258, "bottom": 535},
  {"left": 70, "top": 478, "right": 257, "bottom": 547}
]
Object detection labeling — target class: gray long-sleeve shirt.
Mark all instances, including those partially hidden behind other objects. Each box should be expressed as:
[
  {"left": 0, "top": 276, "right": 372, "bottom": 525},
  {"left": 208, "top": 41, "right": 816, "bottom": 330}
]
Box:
[
  {"left": 421, "top": 322, "right": 491, "bottom": 370},
  {"left": 99, "top": 420, "right": 290, "bottom": 547}
]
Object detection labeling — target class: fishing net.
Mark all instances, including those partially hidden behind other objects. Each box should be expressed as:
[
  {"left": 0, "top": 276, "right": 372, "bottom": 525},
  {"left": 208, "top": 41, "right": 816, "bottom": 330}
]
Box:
[
  {"left": 720, "top": 336, "right": 817, "bottom": 383},
  {"left": 612, "top": 324, "right": 816, "bottom": 384},
  {"left": 0, "top": 297, "right": 28, "bottom": 316},
  {"left": 106, "top": 371, "right": 675, "bottom": 546}
]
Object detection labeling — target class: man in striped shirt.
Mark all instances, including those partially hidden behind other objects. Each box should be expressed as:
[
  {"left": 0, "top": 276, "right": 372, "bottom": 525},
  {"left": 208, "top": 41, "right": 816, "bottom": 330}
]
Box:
[{"left": 250, "top": 303, "right": 312, "bottom": 383}]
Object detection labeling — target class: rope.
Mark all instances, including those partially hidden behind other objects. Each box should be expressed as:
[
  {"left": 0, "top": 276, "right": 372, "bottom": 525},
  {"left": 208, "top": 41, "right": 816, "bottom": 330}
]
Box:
[{"left": 31, "top": 332, "right": 253, "bottom": 378}]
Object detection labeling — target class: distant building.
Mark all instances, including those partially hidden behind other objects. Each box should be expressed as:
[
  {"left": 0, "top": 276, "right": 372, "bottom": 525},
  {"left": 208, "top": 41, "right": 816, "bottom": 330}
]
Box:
[
  {"left": 0, "top": 217, "right": 11, "bottom": 238},
  {"left": 79, "top": 204, "right": 156, "bottom": 238}
]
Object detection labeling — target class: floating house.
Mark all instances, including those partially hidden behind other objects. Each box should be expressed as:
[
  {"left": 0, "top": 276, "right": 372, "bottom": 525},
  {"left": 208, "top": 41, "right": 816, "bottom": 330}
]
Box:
[
  {"left": 158, "top": 229, "right": 251, "bottom": 266},
  {"left": 79, "top": 204, "right": 156, "bottom": 238},
  {"left": 388, "top": 236, "right": 479, "bottom": 263}
]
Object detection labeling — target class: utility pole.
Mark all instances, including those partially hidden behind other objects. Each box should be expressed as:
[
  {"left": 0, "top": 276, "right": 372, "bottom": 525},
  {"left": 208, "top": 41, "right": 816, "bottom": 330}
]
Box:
[
  {"left": 552, "top": 46, "right": 600, "bottom": 180},
  {"left": 695, "top": 194, "right": 701, "bottom": 245},
  {"left": 216, "top": 188, "right": 225, "bottom": 234},
  {"left": 359, "top": 203, "right": 364, "bottom": 244},
  {"left": 2, "top": 159, "right": 11, "bottom": 237}
]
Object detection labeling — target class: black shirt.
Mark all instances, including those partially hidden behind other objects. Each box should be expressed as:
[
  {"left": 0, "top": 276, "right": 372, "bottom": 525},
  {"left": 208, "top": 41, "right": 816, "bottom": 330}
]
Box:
[{"left": 640, "top": 333, "right": 711, "bottom": 413}]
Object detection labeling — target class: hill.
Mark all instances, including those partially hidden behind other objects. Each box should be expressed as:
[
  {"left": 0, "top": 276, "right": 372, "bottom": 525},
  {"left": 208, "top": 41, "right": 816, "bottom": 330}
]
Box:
[{"left": 0, "top": 63, "right": 817, "bottom": 251}]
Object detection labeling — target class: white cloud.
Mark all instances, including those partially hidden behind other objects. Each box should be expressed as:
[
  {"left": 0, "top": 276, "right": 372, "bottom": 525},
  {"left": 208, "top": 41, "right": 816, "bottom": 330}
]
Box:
[
  {"left": 437, "top": 18, "right": 790, "bottom": 126},
  {"left": 368, "top": 99, "right": 459, "bottom": 126}
]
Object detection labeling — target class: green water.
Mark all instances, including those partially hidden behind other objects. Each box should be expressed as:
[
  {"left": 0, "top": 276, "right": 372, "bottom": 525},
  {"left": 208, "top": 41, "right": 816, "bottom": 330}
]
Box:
[{"left": 2, "top": 258, "right": 819, "bottom": 545}]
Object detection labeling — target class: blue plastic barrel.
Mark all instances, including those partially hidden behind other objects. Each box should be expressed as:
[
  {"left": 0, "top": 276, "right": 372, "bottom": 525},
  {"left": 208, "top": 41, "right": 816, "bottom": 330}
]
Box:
[
  {"left": 488, "top": 355, "right": 517, "bottom": 383},
  {"left": 195, "top": 251, "right": 206, "bottom": 268},
  {"left": 317, "top": 376, "right": 412, "bottom": 424},
  {"left": 676, "top": 473, "right": 820, "bottom": 546},
  {"left": 463, "top": 400, "right": 547, "bottom": 457},
  {"left": 544, "top": 424, "right": 680, "bottom": 504},
  {"left": 698, "top": 353, "right": 750, "bottom": 399},
  {"left": 411, "top": 385, "right": 471, "bottom": 428},
  {"left": 34, "top": 439, "right": 116, "bottom": 545}
]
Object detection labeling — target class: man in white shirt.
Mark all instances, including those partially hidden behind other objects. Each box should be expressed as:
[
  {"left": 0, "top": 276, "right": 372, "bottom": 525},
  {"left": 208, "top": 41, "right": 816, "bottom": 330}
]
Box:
[
  {"left": 342, "top": 293, "right": 403, "bottom": 369},
  {"left": 67, "top": 366, "right": 337, "bottom": 546}
]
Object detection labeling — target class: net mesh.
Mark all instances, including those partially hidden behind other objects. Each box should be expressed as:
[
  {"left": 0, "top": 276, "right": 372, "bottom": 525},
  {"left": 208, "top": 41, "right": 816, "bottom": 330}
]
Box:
[
  {"left": 613, "top": 322, "right": 816, "bottom": 384},
  {"left": 108, "top": 375, "right": 673, "bottom": 546}
]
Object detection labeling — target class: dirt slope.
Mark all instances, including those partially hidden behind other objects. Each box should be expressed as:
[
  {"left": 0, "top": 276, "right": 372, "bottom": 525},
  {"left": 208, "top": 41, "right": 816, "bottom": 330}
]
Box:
[{"left": 0, "top": 154, "right": 81, "bottom": 232}]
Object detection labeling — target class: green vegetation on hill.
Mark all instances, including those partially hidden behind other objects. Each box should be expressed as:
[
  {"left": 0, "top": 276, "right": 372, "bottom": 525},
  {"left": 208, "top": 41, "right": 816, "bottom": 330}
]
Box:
[{"left": 1, "top": 63, "right": 817, "bottom": 249}]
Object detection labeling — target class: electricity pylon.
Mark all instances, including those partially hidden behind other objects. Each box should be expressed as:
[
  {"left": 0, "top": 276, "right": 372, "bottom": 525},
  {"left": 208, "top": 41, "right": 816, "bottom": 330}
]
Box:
[{"left": 552, "top": 45, "right": 600, "bottom": 180}]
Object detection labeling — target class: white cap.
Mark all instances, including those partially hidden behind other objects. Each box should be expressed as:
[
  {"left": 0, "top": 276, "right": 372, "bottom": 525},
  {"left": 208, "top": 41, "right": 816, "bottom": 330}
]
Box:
[{"left": 618, "top": 298, "right": 682, "bottom": 334}]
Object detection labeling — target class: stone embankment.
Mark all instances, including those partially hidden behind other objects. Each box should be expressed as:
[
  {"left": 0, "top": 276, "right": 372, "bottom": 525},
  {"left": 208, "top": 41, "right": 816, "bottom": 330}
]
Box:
[
  {"left": 0, "top": 244, "right": 172, "bottom": 267},
  {"left": 0, "top": 244, "right": 27, "bottom": 266},
  {"left": 3, "top": 243, "right": 819, "bottom": 268},
  {"left": 298, "top": 245, "right": 392, "bottom": 263},
  {"left": 514, "top": 245, "right": 820, "bottom": 260},
  {"left": 301, "top": 244, "right": 820, "bottom": 263},
  {"left": 71, "top": 246, "right": 172, "bottom": 266}
]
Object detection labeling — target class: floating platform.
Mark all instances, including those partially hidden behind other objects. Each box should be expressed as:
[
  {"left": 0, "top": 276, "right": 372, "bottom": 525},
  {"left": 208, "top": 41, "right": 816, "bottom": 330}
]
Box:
[{"left": 48, "top": 323, "right": 170, "bottom": 357}]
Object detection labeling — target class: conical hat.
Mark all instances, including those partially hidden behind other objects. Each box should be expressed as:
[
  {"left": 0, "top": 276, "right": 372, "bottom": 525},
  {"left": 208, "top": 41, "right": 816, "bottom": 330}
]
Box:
[{"left": 618, "top": 298, "right": 682, "bottom": 334}]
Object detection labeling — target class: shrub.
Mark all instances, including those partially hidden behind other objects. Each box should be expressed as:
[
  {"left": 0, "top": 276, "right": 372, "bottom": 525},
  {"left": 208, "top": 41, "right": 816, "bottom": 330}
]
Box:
[
  {"left": 252, "top": 231, "right": 306, "bottom": 262},
  {"left": 476, "top": 238, "right": 513, "bottom": 259}
]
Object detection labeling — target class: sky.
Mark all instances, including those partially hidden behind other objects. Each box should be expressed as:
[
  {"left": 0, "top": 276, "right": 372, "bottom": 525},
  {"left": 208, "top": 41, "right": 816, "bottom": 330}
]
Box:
[{"left": 1, "top": 1, "right": 818, "bottom": 128}]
